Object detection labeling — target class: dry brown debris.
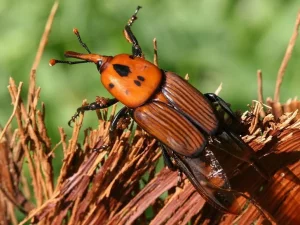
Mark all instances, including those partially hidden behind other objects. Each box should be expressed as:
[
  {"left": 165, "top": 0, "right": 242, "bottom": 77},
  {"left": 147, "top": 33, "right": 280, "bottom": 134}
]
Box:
[{"left": 2, "top": 77, "right": 300, "bottom": 225}]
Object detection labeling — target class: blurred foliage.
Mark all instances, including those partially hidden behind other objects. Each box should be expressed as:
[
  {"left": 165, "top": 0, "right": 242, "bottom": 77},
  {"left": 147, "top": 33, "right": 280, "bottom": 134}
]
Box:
[{"left": 1, "top": 1, "right": 300, "bottom": 168}]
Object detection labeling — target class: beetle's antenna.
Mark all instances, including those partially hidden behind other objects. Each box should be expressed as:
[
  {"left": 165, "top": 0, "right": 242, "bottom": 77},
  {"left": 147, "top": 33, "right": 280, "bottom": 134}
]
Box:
[
  {"left": 128, "top": 6, "right": 142, "bottom": 27},
  {"left": 49, "top": 59, "right": 91, "bottom": 66},
  {"left": 73, "top": 28, "right": 92, "bottom": 53},
  {"left": 49, "top": 28, "right": 93, "bottom": 66}
]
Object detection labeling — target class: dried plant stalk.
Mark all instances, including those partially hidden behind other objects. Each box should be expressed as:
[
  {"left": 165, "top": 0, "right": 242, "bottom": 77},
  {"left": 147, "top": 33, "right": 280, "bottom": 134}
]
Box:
[
  {"left": 2, "top": 76, "right": 300, "bottom": 225},
  {"left": 274, "top": 10, "right": 300, "bottom": 102}
]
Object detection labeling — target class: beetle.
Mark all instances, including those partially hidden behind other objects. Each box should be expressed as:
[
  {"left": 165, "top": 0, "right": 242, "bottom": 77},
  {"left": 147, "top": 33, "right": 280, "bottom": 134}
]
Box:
[{"left": 49, "top": 6, "right": 269, "bottom": 214}]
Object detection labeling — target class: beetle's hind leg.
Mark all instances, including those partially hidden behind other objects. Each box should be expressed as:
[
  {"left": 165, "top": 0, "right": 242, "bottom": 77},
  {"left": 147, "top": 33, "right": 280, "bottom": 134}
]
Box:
[
  {"left": 205, "top": 93, "right": 237, "bottom": 122},
  {"left": 205, "top": 93, "right": 270, "bottom": 180},
  {"left": 123, "top": 6, "right": 143, "bottom": 57}
]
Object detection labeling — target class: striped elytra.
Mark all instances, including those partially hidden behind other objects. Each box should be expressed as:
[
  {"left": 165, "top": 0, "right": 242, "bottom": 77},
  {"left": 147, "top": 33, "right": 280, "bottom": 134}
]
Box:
[
  {"left": 162, "top": 72, "right": 219, "bottom": 135},
  {"left": 133, "top": 101, "right": 207, "bottom": 157},
  {"left": 133, "top": 71, "right": 219, "bottom": 158}
]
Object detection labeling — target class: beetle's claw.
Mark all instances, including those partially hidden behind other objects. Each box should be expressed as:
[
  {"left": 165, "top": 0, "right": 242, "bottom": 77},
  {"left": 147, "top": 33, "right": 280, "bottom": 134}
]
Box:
[
  {"left": 67, "top": 119, "right": 74, "bottom": 127},
  {"left": 68, "top": 112, "right": 80, "bottom": 127}
]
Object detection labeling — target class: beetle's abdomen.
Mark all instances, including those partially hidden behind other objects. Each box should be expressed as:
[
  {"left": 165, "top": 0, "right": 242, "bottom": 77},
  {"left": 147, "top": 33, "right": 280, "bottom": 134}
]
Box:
[
  {"left": 101, "top": 54, "right": 162, "bottom": 108},
  {"left": 133, "top": 101, "right": 207, "bottom": 157}
]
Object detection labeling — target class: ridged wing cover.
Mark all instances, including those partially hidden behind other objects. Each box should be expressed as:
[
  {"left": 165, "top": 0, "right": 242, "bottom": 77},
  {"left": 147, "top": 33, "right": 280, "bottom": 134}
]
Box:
[
  {"left": 162, "top": 71, "right": 219, "bottom": 135},
  {"left": 133, "top": 102, "right": 206, "bottom": 157}
]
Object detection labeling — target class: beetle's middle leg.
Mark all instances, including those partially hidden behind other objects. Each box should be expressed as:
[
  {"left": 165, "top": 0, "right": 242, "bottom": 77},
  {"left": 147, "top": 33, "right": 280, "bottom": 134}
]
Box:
[
  {"left": 161, "top": 144, "right": 187, "bottom": 186},
  {"left": 161, "top": 144, "right": 177, "bottom": 171},
  {"left": 93, "top": 106, "right": 130, "bottom": 151},
  {"left": 123, "top": 6, "right": 143, "bottom": 57},
  {"left": 107, "top": 107, "right": 130, "bottom": 144}
]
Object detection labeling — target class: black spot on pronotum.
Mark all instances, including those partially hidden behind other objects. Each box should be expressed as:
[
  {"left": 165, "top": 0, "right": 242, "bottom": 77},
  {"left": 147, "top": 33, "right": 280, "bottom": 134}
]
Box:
[
  {"left": 109, "top": 83, "right": 114, "bottom": 89},
  {"left": 134, "top": 80, "right": 141, "bottom": 87},
  {"left": 129, "top": 55, "right": 134, "bottom": 59},
  {"left": 137, "top": 75, "right": 145, "bottom": 81},
  {"left": 113, "top": 64, "right": 131, "bottom": 77}
]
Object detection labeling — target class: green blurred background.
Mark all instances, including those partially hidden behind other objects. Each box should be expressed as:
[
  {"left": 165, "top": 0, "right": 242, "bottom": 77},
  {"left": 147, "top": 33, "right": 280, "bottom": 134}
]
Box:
[{"left": 1, "top": 1, "right": 300, "bottom": 164}]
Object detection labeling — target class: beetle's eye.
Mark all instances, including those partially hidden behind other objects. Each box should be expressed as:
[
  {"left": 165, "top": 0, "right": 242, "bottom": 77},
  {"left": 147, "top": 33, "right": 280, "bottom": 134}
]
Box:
[{"left": 97, "top": 60, "right": 103, "bottom": 71}]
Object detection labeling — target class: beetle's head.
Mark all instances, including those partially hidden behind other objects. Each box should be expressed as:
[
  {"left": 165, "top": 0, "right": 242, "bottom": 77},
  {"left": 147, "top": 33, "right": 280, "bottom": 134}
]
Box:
[{"left": 49, "top": 28, "right": 112, "bottom": 73}]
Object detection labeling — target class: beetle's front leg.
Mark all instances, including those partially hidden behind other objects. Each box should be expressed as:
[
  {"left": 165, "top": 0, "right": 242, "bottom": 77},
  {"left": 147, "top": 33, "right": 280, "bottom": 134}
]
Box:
[
  {"left": 68, "top": 97, "right": 118, "bottom": 126},
  {"left": 123, "top": 6, "right": 143, "bottom": 57}
]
